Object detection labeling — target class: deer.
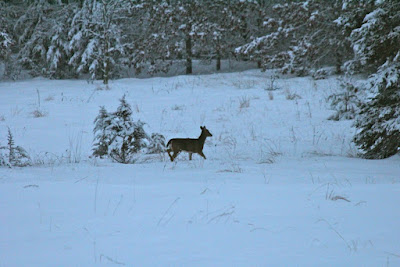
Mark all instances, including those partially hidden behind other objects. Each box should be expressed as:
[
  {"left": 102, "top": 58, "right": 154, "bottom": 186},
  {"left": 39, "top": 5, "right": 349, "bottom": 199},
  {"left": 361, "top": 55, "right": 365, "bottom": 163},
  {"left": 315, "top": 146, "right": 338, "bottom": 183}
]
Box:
[{"left": 166, "top": 126, "right": 213, "bottom": 162}]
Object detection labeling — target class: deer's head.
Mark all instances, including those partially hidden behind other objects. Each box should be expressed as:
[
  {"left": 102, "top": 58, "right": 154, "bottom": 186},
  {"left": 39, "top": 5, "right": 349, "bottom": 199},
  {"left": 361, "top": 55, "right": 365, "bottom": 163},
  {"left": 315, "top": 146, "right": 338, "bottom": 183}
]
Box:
[{"left": 200, "top": 126, "right": 212, "bottom": 137}]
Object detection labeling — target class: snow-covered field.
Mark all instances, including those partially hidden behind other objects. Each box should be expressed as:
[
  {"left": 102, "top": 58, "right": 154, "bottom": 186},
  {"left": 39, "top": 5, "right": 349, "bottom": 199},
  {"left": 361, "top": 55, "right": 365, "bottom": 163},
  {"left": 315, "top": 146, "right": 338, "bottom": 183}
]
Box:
[{"left": 1, "top": 70, "right": 399, "bottom": 266}]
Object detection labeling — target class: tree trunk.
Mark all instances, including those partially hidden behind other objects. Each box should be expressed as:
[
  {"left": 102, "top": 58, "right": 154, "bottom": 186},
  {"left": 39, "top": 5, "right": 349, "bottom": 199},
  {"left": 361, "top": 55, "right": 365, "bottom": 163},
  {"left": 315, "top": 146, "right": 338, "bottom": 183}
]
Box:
[
  {"left": 103, "top": 39, "right": 109, "bottom": 85},
  {"left": 335, "top": 51, "right": 342, "bottom": 74},
  {"left": 216, "top": 50, "right": 221, "bottom": 71},
  {"left": 186, "top": 35, "right": 192, "bottom": 75},
  {"left": 216, "top": 57, "right": 221, "bottom": 71}
]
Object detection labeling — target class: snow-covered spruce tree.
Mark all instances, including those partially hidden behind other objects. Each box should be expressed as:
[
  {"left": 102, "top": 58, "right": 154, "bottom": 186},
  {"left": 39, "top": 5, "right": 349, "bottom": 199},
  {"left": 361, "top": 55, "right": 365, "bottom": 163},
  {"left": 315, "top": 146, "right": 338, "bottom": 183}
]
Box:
[
  {"left": 68, "top": 0, "right": 127, "bottom": 84},
  {"left": 0, "top": 4, "right": 11, "bottom": 78},
  {"left": 337, "top": 0, "right": 394, "bottom": 74},
  {"left": 339, "top": 0, "right": 400, "bottom": 159},
  {"left": 353, "top": 56, "right": 400, "bottom": 159},
  {"left": 0, "top": 2, "right": 13, "bottom": 60},
  {"left": 13, "top": 2, "right": 74, "bottom": 78},
  {"left": 106, "top": 95, "right": 135, "bottom": 163},
  {"left": 0, "top": 29, "right": 13, "bottom": 62},
  {"left": 92, "top": 106, "right": 111, "bottom": 158},
  {"left": 104, "top": 96, "right": 151, "bottom": 163},
  {"left": 92, "top": 96, "right": 165, "bottom": 162}
]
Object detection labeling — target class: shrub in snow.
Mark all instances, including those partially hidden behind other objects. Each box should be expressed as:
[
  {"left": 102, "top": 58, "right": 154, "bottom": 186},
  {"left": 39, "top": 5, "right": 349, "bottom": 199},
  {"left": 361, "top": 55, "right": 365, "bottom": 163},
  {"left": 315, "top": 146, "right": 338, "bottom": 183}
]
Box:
[
  {"left": 0, "top": 143, "right": 6, "bottom": 167},
  {"left": 147, "top": 133, "right": 166, "bottom": 154},
  {"left": 312, "top": 69, "right": 328, "bottom": 80},
  {"left": 327, "top": 79, "right": 359, "bottom": 121},
  {"left": 353, "top": 58, "right": 400, "bottom": 159},
  {"left": 0, "top": 128, "right": 31, "bottom": 167},
  {"left": 92, "top": 95, "right": 165, "bottom": 163}
]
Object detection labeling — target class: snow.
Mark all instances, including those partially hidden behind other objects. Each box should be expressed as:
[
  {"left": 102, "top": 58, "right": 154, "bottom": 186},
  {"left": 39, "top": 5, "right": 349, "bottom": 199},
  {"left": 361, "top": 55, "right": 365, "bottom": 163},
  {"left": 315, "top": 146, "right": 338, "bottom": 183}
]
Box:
[{"left": 1, "top": 69, "right": 399, "bottom": 266}]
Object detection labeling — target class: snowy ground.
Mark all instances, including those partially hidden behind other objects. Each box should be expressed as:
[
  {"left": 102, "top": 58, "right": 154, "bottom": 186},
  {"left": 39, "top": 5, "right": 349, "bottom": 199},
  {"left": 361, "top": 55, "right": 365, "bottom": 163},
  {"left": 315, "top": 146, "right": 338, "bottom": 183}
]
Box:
[{"left": 0, "top": 70, "right": 399, "bottom": 266}]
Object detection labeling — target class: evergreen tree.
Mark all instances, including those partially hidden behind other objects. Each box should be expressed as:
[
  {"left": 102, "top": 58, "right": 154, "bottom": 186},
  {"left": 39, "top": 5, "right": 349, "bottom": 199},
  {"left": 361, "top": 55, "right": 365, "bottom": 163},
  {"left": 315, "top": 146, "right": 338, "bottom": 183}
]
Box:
[
  {"left": 0, "top": 28, "right": 12, "bottom": 62},
  {"left": 68, "top": 0, "right": 127, "bottom": 84},
  {"left": 341, "top": 0, "right": 400, "bottom": 159},
  {"left": 0, "top": 2, "right": 20, "bottom": 79},
  {"left": 7, "top": 128, "right": 16, "bottom": 165},
  {"left": 3, "top": 128, "right": 31, "bottom": 167},
  {"left": 327, "top": 78, "right": 360, "bottom": 121},
  {"left": 107, "top": 95, "right": 135, "bottom": 163},
  {"left": 353, "top": 56, "right": 400, "bottom": 159},
  {"left": 103, "top": 95, "right": 150, "bottom": 163},
  {"left": 92, "top": 106, "right": 111, "bottom": 158}
]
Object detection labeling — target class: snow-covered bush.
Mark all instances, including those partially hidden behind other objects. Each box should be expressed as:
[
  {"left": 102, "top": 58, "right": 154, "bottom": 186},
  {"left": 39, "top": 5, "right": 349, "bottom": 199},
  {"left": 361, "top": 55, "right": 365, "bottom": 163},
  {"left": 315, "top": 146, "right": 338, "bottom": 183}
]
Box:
[
  {"left": 312, "top": 69, "right": 328, "bottom": 80},
  {"left": 147, "top": 133, "right": 166, "bottom": 154},
  {"left": 92, "top": 96, "right": 165, "bottom": 163},
  {"left": 0, "top": 143, "right": 7, "bottom": 167}
]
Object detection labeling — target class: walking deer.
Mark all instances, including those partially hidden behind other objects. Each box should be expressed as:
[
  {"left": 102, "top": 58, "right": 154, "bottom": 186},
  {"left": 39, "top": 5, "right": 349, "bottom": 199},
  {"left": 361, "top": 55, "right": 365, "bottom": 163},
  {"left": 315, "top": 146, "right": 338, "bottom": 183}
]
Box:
[{"left": 166, "top": 126, "right": 212, "bottom": 162}]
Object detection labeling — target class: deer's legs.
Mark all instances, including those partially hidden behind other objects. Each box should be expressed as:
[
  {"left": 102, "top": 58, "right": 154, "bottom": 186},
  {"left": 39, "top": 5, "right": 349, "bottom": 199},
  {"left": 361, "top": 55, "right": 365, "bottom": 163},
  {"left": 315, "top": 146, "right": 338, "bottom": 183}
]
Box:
[
  {"left": 199, "top": 151, "right": 206, "bottom": 159},
  {"left": 172, "top": 151, "right": 180, "bottom": 161},
  {"left": 189, "top": 153, "right": 192, "bottom": 160},
  {"left": 167, "top": 149, "right": 177, "bottom": 162},
  {"left": 167, "top": 149, "right": 180, "bottom": 162}
]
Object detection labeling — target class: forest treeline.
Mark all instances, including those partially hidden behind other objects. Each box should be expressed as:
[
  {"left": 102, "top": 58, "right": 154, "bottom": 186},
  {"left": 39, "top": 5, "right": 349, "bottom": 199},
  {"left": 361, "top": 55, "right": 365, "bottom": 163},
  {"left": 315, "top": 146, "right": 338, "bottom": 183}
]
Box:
[{"left": 0, "top": 0, "right": 396, "bottom": 81}]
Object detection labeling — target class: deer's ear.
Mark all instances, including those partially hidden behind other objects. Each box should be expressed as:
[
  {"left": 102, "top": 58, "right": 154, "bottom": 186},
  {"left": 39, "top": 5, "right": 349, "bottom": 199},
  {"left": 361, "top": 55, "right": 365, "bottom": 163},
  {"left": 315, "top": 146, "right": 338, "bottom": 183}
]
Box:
[{"left": 200, "top": 126, "right": 204, "bottom": 130}]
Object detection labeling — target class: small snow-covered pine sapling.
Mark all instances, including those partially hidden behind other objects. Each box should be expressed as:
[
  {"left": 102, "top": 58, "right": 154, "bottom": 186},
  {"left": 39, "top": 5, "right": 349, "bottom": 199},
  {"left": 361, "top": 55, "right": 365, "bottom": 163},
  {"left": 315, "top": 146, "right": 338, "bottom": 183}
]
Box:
[
  {"left": 92, "top": 106, "right": 112, "bottom": 158},
  {"left": 105, "top": 95, "right": 151, "bottom": 163},
  {"left": 92, "top": 95, "right": 163, "bottom": 163},
  {"left": 327, "top": 79, "right": 359, "bottom": 121},
  {"left": 2, "top": 128, "right": 31, "bottom": 167},
  {"left": 7, "top": 128, "right": 15, "bottom": 164},
  {"left": 108, "top": 120, "right": 151, "bottom": 164},
  {"left": 105, "top": 95, "right": 135, "bottom": 163}
]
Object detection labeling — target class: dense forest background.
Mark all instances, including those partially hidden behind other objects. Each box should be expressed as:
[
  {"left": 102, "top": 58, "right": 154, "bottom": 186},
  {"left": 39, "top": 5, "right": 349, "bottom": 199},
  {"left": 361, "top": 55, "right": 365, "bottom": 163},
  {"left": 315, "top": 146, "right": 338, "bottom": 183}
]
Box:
[{"left": 1, "top": 0, "right": 399, "bottom": 159}]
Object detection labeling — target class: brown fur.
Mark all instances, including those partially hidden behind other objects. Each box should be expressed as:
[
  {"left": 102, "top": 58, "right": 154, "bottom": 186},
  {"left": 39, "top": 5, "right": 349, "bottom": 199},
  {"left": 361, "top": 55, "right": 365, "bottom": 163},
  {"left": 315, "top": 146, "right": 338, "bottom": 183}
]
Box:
[{"left": 166, "top": 126, "right": 212, "bottom": 161}]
